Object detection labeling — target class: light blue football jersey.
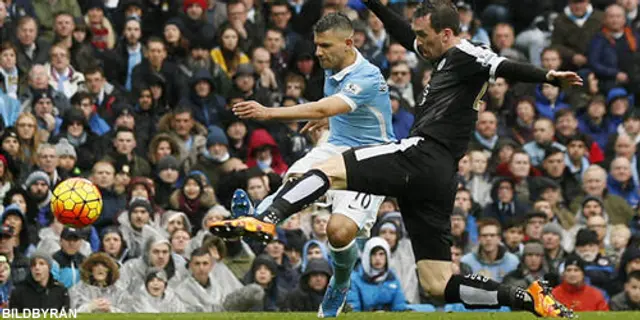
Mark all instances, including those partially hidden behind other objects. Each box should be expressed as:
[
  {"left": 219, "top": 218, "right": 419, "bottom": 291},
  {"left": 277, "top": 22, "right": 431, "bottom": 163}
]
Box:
[{"left": 324, "top": 50, "right": 395, "bottom": 147}]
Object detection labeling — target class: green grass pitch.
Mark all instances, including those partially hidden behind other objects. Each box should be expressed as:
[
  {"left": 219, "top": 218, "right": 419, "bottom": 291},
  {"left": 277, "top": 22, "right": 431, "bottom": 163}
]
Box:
[{"left": 73, "top": 312, "right": 638, "bottom": 320}]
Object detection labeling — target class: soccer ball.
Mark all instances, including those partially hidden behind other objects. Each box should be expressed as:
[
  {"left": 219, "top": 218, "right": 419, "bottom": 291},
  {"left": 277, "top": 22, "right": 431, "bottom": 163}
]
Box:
[{"left": 51, "top": 178, "right": 103, "bottom": 228}]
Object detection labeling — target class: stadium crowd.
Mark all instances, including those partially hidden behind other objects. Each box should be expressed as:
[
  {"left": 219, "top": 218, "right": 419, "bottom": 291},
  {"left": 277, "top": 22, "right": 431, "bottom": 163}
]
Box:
[{"left": 0, "top": 0, "right": 639, "bottom": 314}]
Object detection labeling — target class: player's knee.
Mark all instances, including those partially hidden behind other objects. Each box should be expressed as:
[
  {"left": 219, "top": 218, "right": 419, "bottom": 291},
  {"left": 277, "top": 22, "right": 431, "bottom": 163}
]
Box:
[
  {"left": 326, "top": 217, "right": 357, "bottom": 248},
  {"left": 417, "top": 261, "right": 451, "bottom": 300},
  {"left": 420, "top": 277, "right": 448, "bottom": 300}
]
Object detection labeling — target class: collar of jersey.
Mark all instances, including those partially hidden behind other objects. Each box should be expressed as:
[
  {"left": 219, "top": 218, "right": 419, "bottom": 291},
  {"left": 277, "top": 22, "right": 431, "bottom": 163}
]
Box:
[{"left": 329, "top": 49, "right": 364, "bottom": 82}]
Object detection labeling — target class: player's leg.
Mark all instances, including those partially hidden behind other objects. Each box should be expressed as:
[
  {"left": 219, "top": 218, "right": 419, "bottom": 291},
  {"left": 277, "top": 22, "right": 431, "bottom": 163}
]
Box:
[{"left": 318, "top": 192, "right": 383, "bottom": 318}]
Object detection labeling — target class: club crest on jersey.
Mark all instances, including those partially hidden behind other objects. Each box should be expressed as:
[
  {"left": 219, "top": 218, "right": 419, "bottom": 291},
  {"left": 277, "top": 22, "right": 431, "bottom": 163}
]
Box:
[
  {"left": 437, "top": 58, "right": 446, "bottom": 71},
  {"left": 343, "top": 83, "right": 362, "bottom": 95}
]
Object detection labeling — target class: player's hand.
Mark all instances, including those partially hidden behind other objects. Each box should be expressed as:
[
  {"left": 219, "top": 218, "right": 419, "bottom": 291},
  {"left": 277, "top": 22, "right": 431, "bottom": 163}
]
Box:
[
  {"left": 546, "top": 70, "right": 583, "bottom": 88},
  {"left": 233, "top": 101, "right": 271, "bottom": 121},
  {"left": 300, "top": 118, "right": 329, "bottom": 134}
]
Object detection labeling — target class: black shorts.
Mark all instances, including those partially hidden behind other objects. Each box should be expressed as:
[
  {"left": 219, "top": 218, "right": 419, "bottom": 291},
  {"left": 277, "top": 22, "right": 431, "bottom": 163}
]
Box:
[{"left": 342, "top": 137, "right": 457, "bottom": 262}]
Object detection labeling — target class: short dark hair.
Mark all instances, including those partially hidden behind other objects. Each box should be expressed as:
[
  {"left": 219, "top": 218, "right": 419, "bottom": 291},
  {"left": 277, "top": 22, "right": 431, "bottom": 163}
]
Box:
[
  {"left": 190, "top": 247, "right": 211, "bottom": 260},
  {"left": 541, "top": 47, "right": 561, "bottom": 59},
  {"left": 313, "top": 12, "right": 353, "bottom": 35},
  {"left": 71, "top": 91, "right": 94, "bottom": 106},
  {"left": 114, "top": 126, "right": 135, "bottom": 138},
  {"left": 477, "top": 217, "right": 502, "bottom": 233},
  {"left": 173, "top": 106, "right": 193, "bottom": 117},
  {"left": 628, "top": 270, "right": 640, "bottom": 282},
  {"left": 54, "top": 10, "right": 74, "bottom": 21},
  {"left": 84, "top": 65, "right": 105, "bottom": 78},
  {"left": 146, "top": 36, "right": 166, "bottom": 49},
  {"left": 413, "top": 0, "right": 460, "bottom": 35},
  {"left": 554, "top": 108, "right": 575, "bottom": 122}
]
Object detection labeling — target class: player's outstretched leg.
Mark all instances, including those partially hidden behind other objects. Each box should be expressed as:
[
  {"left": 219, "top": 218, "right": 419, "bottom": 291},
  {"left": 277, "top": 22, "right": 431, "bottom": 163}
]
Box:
[
  {"left": 418, "top": 261, "right": 574, "bottom": 318},
  {"left": 210, "top": 155, "right": 347, "bottom": 241},
  {"left": 318, "top": 214, "right": 359, "bottom": 318}
]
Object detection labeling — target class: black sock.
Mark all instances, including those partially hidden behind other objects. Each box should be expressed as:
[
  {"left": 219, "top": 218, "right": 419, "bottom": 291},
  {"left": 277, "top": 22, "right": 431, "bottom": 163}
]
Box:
[
  {"left": 444, "top": 274, "right": 533, "bottom": 311},
  {"left": 259, "top": 169, "right": 330, "bottom": 224}
]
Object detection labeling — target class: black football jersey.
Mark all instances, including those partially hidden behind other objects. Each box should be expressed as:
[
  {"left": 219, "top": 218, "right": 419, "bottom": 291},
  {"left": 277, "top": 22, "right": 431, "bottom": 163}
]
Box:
[{"left": 410, "top": 40, "right": 505, "bottom": 160}]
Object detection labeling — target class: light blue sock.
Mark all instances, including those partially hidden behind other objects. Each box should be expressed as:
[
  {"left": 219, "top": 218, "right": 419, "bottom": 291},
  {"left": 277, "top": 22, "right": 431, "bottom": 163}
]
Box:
[
  {"left": 255, "top": 191, "right": 277, "bottom": 216},
  {"left": 329, "top": 239, "right": 359, "bottom": 289}
]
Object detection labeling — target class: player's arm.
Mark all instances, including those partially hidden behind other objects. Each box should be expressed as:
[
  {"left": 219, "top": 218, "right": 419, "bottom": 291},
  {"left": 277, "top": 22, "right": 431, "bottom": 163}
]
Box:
[
  {"left": 494, "top": 59, "right": 583, "bottom": 87},
  {"left": 363, "top": 0, "right": 416, "bottom": 52},
  {"left": 232, "top": 96, "right": 352, "bottom": 121}
]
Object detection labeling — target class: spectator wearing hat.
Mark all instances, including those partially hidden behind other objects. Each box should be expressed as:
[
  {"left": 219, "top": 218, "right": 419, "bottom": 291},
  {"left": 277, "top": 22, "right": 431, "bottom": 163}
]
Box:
[
  {"left": 23, "top": 170, "right": 52, "bottom": 216},
  {"left": 572, "top": 228, "right": 616, "bottom": 296},
  {"left": 552, "top": 255, "right": 609, "bottom": 311},
  {"left": 103, "top": 127, "right": 151, "bottom": 178},
  {"left": 578, "top": 95, "right": 619, "bottom": 151},
  {"left": 9, "top": 252, "right": 69, "bottom": 311},
  {"left": 118, "top": 197, "right": 156, "bottom": 258},
  {"left": 181, "top": 0, "right": 216, "bottom": 45},
  {"left": 246, "top": 128, "right": 288, "bottom": 176},
  {"left": 284, "top": 257, "right": 332, "bottom": 312},
  {"left": 191, "top": 125, "right": 241, "bottom": 190},
  {"left": 456, "top": 1, "right": 490, "bottom": 45},
  {"left": 98, "top": 226, "right": 131, "bottom": 267},
  {"left": 0, "top": 225, "right": 29, "bottom": 284},
  {"left": 169, "top": 172, "right": 216, "bottom": 232},
  {"left": 461, "top": 218, "right": 520, "bottom": 282},
  {"left": 571, "top": 164, "right": 635, "bottom": 224},
  {"left": 607, "top": 87, "right": 633, "bottom": 128},
  {"left": 154, "top": 155, "right": 181, "bottom": 209},
  {"left": 180, "top": 69, "right": 228, "bottom": 129},
  {"left": 119, "top": 235, "right": 187, "bottom": 294},
  {"left": 542, "top": 223, "right": 569, "bottom": 274},
  {"left": 69, "top": 252, "right": 129, "bottom": 312},
  {"left": 243, "top": 254, "right": 287, "bottom": 311},
  {"left": 567, "top": 195, "right": 609, "bottom": 249},
  {"left": 504, "top": 241, "right": 552, "bottom": 288},
  {"left": 1, "top": 204, "right": 36, "bottom": 258},
  {"left": 181, "top": 38, "right": 233, "bottom": 98},
  {"left": 607, "top": 156, "right": 640, "bottom": 208},
  {"left": 483, "top": 178, "right": 530, "bottom": 226},
  {"left": 51, "top": 108, "right": 105, "bottom": 173},
  {"left": 233, "top": 63, "right": 273, "bottom": 107},
  {"left": 389, "top": 88, "right": 414, "bottom": 140},
  {"left": 372, "top": 213, "right": 419, "bottom": 304},
  {"left": 613, "top": 247, "right": 640, "bottom": 295},
  {"left": 53, "top": 227, "right": 87, "bottom": 288},
  {"left": 130, "top": 267, "right": 186, "bottom": 312},
  {"left": 264, "top": 228, "right": 300, "bottom": 291},
  {"left": 524, "top": 211, "right": 548, "bottom": 241},
  {"left": 31, "top": 89, "right": 63, "bottom": 137},
  {"left": 162, "top": 17, "right": 190, "bottom": 64}
]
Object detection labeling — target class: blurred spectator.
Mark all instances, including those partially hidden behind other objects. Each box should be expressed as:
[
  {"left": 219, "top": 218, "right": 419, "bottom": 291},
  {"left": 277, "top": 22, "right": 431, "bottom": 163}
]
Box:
[
  {"left": 169, "top": 173, "right": 216, "bottom": 232},
  {"left": 542, "top": 223, "right": 569, "bottom": 273},
  {"left": 346, "top": 237, "right": 407, "bottom": 312},
  {"left": 510, "top": 96, "right": 536, "bottom": 145},
  {"left": 15, "top": 17, "right": 50, "bottom": 76},
  {"left": 503, "top": 241, "right": 551, "bottom": 288},
  {"left": 157, "top": 107, "right": 208, "bottom": 172},
  {"left": 492, "top": 23, "right": 527, "bottom": 62},
  {"left": 53, "top": 227, "right": 86, "bottom": 288},
  {"left": 233, "top": 63, "right": 273, "bottom": 106},
  {"left": 610, "top": 224, "right": 632, "bottom": 264},
  {"left": 552, "top": 255, "right": 609, "bottom": 311},
  {"left": 69, "top": 252, "right": 129, "bottom": 312},
  {"left": 243, "top": 254, "right": 287, "bottom": 311},
  {"left": 483, "top": 178, "right": 530, "bottom": 226},
  {"left": 468, "top": 111, "right": 509, "bottom": 157},
  {"left": 552, "top": 0, "right": 604, "bottom": 70},
  {"left": 387, "top": 61, "right": 415, "bottom": 108},
  {"left": 84, "top": 66, "right": 124, "bottom": 124},
  {"left": 9, "top": 252, "right": 69, "bottom": 311},
  {"left": 569, "top": 165, "right": 635, "bottom": 225},
  {"left": 284, "top": 258, "right": 332, "bottom": 311},
  {"left": 589, "top": 4, "right": 640, "bottom": 95},
  {"left": 0, "top": 225, "right": 29, "bottom": 284},
  {"left": 180, "top": 0, "right": 216, "bottom": 46},
  {"left": 0, "top": 253, "right": 11, "bottom": 308},
  {"left": 456, "top": 1, "right": 490, "bottom": 45},
  {"left": 610, "top": 270, "right": 640, "bottom": 310},
  {"left": 98, "top": 226, "right": 130, "bottom": 266},
  {"left": 556, "top": 109, "right": 605, "bottom": 165},
  {"left": 607, "top": 156, "right": 640, "bottom": 208},
  {"left": 524, "top": 211, "right": 548, "bottom": 241},
  {"left": 502, "top": 219, "right": 525, "bottom": 255},
  {"left": 129, "top": 268, "right": 186, "bottom": 312},
  {"left": 573, "top": 228, "right": 617, "bottom": 296},
  {"left": 523, "top": 118, "right": 566, "bottom": 167},
  {"left": 533, "top": 182, "right": 575, "bottom": 229},
  {"left": 461, "top": 218, "right": 520, "bottom": 282},
  {"left": 131, "top": 38, "right": 183, "bottom": 108},
  {"left": 246, "top": 128, "right": 288, "bottom": 175},
  {"left": 211, "top": 25, "right": 251, "bottom": 78},
  {"left": 467, "top": 150, "right": 492, "bottom": 207},
  {"left": 563, "top": 133, "right": 591, "bottom": 183}
]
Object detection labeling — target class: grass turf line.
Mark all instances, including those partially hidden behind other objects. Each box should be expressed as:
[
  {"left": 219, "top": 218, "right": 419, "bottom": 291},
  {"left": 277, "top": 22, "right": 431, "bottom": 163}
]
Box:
[{"left": 73, "top": 312, "right": 638, "bottom": 320}]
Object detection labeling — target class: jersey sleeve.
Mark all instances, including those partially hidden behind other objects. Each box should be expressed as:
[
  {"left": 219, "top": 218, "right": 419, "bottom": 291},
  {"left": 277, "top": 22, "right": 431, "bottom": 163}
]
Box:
[
  {"left": 455, "top": 41, "right": 506, "bottom": 82},
  {"left": 333, "top": 73, "right": 379, "bottom": 112}
]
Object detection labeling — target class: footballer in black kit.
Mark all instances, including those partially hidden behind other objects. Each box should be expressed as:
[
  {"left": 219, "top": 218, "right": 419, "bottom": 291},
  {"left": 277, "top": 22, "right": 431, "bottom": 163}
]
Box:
[{"left": 221, "top": 0, "right": 581, "bottom": 317}]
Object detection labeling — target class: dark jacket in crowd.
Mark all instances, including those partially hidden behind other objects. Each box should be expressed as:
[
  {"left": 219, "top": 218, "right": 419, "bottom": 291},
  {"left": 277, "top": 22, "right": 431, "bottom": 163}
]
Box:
[
  {"left": 284, "top": 258, "right": 331, "bottom": 312},
  {"left": 9, "top": 273, "right": 69, "bottom": 311},
  {"left": 181, "top": 69, "right": 229, "bottom": 128}
]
